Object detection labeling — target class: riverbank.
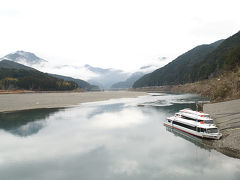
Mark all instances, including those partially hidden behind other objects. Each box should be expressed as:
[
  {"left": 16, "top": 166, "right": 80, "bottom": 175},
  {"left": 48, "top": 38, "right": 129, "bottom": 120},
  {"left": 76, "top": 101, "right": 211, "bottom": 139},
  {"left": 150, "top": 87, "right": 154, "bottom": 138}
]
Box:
[
  {"left": 133, "top": 68, "right": 240, "bottom": 103},
  {"left": 0, "top": 91, "right": 146, "bottom": 113},
  {"left": 204, "top": 99, "right": 240, "bottom": 158},
  {"left": 0, "top": 90, "right": 35, "bottom": 94}
]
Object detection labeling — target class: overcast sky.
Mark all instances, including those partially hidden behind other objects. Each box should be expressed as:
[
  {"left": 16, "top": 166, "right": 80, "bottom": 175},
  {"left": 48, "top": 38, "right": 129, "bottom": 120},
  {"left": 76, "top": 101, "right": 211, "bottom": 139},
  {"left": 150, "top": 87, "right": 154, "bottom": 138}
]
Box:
[{"left": 0, "top": 0, "right": 239, "bottom": 72}]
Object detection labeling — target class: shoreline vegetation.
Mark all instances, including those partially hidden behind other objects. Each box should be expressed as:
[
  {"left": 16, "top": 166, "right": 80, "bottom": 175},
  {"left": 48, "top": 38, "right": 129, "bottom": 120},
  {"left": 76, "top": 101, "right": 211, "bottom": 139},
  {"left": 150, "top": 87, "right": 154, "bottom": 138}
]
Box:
[
  {"left": 132, "top": 67, "right": 240, "bottom": 103},
  {"left": 0, "top": 89, "right": 87, "bottom": 94}
]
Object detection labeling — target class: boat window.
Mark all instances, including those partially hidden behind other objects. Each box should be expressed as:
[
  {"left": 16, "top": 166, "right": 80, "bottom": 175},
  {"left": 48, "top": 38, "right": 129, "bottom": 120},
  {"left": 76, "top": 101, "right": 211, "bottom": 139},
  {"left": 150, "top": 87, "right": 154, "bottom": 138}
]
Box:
[
  {"left": 181, "top": 115, "right": 195, "bottom": 121},
  {"left": 207, "top": 128, "right": 218, "bottom": 133},
  {"left": 197, "top": 128, "right": 206, "bottom": 132},
  {"left": 197, "top": 120, "right": 213, "bottom": 124},
  {"left": 204, "top": 120, "right": 213, "bottom": 124},
  {"left": 173, "top": 121, "right": 197, "bottom": 131}
]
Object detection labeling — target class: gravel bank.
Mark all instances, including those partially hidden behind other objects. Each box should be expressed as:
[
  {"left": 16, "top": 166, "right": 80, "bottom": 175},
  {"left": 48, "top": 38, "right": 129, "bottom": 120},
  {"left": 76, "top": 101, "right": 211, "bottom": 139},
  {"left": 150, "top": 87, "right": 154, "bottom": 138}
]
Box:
[
  {"left": 0, "top": 91, "right": 146, "bottom": 113},
  {"left": 204, "top": 99, "right": 240, "bottom": 158}
]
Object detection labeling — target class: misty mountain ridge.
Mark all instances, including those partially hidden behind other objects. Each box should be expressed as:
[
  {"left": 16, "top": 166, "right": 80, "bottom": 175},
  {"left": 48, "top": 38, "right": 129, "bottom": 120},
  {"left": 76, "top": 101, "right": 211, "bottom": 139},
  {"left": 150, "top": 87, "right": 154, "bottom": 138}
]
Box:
[
  {"left": 0, "top": 51, "right": 165, "bottom": 89},
  {"left": 110, "top": 59, "right": 168, "bottom": 89},
  {"left": 0, "top": 51, "right": 122, "bottom": 89},
  {"left": 0, "top": 60, "right": 98, "bottom": 91},
  {"left": 50, "top": 63, "right": 131, "bottom": 89},
  {"left": 1, "top": 51, "right": 47, "bottom": 65},
  {"left": 48, "top": 73, "right": 100, "bottom": 91},
  {"left": 0, "top": 60, "right": 37, "bottom": 71},
  {"left": 0, "top": 60, "right": 78, "bottom": 91},
  {"left": 84, "top": 64, "right": 111, "bottom": 74},
  {"left": 138, "top": 57, "right": 169, "bottom": 73},
  {"left": 111, "top": 72, "right": 144, "bottom": 89}
]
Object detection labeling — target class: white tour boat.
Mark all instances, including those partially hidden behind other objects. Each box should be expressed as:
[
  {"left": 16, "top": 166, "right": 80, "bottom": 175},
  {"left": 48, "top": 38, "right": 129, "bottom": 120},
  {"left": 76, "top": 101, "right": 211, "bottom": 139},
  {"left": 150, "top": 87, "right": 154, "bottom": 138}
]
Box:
[{"left": 164, "top": 108, "right": 222, "bottom": 140}]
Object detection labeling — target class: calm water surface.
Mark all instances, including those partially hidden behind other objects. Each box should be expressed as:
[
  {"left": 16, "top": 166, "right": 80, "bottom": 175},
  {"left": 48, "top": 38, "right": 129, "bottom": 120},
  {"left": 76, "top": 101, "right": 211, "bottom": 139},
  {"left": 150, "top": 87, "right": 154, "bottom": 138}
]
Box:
[{"left": 0, "top": 93, "right": 240, "bottom": 180}]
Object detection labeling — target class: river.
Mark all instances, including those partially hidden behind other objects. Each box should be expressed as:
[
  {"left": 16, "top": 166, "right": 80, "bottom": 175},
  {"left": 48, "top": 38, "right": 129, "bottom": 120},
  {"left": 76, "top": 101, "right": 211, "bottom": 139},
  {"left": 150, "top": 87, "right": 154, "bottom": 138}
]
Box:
[{"left": 0, "top": 93, "right": 239, "bottom": 180}]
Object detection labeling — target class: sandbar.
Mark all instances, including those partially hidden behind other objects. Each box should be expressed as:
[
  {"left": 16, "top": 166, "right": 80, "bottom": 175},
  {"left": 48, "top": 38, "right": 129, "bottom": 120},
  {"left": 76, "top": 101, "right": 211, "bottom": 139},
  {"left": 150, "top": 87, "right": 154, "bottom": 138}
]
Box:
[{"left": 0, "top": 91, "right": 146, "bottom": 113}]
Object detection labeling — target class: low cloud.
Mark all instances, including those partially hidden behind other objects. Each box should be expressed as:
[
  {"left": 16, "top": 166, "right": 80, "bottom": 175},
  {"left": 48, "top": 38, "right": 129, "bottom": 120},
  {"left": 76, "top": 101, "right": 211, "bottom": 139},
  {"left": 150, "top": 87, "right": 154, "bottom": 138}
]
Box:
[{"left": 31, "top": 62, "right": 99, "bottom": 81}]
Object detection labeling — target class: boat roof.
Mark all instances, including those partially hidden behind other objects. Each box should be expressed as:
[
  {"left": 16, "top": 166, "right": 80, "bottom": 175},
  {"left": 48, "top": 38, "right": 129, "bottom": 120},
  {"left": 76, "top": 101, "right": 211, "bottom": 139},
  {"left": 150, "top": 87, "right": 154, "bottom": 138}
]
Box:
[
  {"left": 169, "top": 116, "right": 217, "bottom": 128},
  {"left": 180, "top": 112, "right": 212, "bottom": 120},
  {"left": 178, "top": 118, "right": 217, "bottom": 128},
  {"left": 180, "top": 108, "right": 209, "bottom": 116},
  {"left": 178, "top": 109, "right": 212, "bottom": 120}
]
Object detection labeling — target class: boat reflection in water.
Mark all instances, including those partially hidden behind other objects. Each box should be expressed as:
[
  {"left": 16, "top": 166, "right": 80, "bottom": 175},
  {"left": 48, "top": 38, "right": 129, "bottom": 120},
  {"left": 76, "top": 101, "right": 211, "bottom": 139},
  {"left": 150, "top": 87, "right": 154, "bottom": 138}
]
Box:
[{"left": 165, "top": 125, "right": 214, "bottom": 151}]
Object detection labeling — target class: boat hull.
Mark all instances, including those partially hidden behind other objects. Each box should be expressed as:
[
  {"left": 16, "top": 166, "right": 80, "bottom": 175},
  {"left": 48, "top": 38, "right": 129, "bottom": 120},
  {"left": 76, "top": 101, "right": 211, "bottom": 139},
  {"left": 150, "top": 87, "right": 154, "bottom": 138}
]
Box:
[{"left": 164, "top": 122, "right": 222, "bottom": 140}]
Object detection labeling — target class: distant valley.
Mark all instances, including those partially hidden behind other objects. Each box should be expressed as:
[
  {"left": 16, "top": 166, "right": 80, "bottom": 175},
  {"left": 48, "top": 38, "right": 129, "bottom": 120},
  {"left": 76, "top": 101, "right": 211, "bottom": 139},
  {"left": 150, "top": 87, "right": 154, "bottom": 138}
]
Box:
[
  {"left": 111, "top": 72, "right": 144, "bottom": 89},
  {"left": 0, "top": 51, "right": 162, "bottom": 90}
]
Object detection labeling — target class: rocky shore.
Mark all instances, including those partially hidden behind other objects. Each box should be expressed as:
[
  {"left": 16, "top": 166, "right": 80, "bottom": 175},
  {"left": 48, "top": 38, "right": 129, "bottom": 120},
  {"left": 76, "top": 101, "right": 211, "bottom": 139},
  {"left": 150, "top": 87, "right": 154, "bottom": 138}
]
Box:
[{"left": 204, "top": 99, "right": 240, "bottom": 158}]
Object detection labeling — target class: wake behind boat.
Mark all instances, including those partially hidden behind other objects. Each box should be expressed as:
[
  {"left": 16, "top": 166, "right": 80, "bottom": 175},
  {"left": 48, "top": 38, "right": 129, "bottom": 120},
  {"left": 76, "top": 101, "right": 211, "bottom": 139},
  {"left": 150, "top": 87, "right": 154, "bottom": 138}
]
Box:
[{"left": 164, "top": 108, "right": 222, "bottom": 140}]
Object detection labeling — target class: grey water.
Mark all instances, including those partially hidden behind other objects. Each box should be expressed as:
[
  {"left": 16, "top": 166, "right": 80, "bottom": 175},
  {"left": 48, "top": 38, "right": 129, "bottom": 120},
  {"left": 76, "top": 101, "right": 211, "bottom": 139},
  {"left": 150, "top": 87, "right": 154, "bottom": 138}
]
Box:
[{"left": 0, "top": 93, "right": 240, "bottom": 180}]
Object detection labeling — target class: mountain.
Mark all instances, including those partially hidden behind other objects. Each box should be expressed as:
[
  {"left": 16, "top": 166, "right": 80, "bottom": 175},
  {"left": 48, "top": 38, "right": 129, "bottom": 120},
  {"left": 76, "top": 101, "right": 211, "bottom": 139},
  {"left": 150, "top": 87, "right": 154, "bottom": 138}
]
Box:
[
  {"left": 0, "top": 59, "right": 36, "bottom": 71},
  {"left": 110, "top": 61, "right": 166, "bottom": 89},
  {"left": 0, "top": 51, "right": 130, "bottom": 90},
  {"left": 48, "top": 73, "right": 100, "bottom": 91},
  {"left": 85, "top": 64, "right": 129, "bottom": 89},
  {"left": 111, "top": 72, "right": 144, "bottom": 89},
  {"left": 1, "top": 51, "right": 47, "bottom": 65},
  {"left": 84, "top": 64, "right": 110, "bottom": 74},
  {"left": 0, "top": 60, "right": 78, "bottom": 91},
  {"left": 85, "top": 62, "right": 165, "bottom": 89},
  {"left": 0, "top": 51, "right": 163, "bottom": 90},
  {"left": 0, "top": 52, "right": 99, "bottom": 91},
  {"left": 49, "top": 64, "right": 130, "bottom": 89},
  {"left": 189, "top": 31, "right": 240, "bottom": 81},
  {"left": 133, "top": 39, "right": 224, "bottom": 88}
]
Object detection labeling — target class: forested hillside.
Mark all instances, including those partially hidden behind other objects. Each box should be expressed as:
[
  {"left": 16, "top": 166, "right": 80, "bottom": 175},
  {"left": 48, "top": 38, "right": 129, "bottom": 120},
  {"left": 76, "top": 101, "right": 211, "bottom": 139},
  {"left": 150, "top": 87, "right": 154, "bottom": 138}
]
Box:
[
  {"left": 189, "top": 31, "right": 240, "bottom": 81},
  {"left": 133, "top": 31, "right": 240, "bottom": 88},
  {"left": 0, "top": 60, "right": 78, "bottom": 91},
  {"left": 0, "top": 59, "right": 36, "bottom": 71},
  {"left": 133, "top": 40, "right": 224, "bottom": 87},
  {"left": 49, "top": 73, "right": 100, "bottom": 91}
]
